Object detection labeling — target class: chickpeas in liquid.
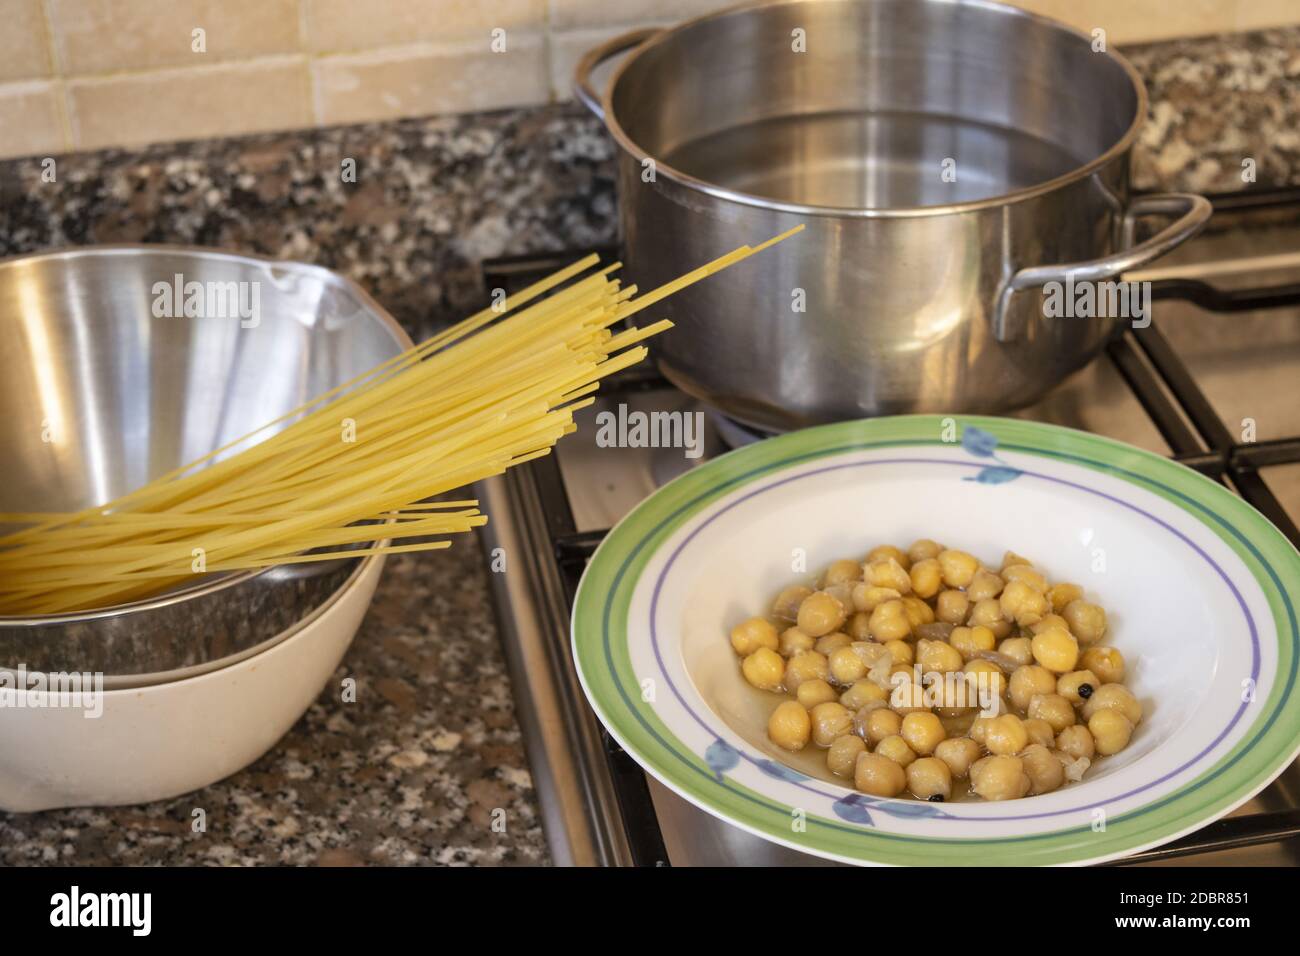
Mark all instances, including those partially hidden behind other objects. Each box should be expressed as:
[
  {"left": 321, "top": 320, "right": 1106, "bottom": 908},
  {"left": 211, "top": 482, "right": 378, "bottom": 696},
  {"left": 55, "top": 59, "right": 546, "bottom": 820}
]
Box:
[{"left": 730, "top": 542, "right": 1141, "bottom": 802}]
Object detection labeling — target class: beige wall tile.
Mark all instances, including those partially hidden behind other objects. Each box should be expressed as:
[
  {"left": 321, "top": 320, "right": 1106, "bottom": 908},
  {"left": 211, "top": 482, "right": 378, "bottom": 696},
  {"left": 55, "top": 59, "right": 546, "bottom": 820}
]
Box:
[
  {"left": 550, "top": 24, "right": 672, "bottom": 101},
  {"left": 0, "top": 81, "right": 66, "bottom": 158},
  {"left": 549, "top": 0, "right": 718, "bottom": 31},
  {"left": 1003, "top": 0, "right": 1298, "bottom": 43},
  {"left": 48, "top": 0, "right": 300, "bottom": 75},
  {"left": 0, "top": 0, "right": 52, "bottom": 81},
  {"left": 313, "top": 37, "right": 546, "bottom": 125},
  {"left": 305, "top": 0, "right": 544, "bottom": 53},
  {"left": 68, "top": 57, "right": 312, "bottom": 150}
]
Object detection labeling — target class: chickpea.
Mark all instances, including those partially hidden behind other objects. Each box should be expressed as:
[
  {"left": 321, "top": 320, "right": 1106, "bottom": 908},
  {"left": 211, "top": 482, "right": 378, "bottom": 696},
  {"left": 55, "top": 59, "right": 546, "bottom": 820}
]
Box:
[
  {"left": 984, "top": 714, "right": 1030, "bottom": 756},
  {"left": 1020, "top": 743, "right": 1066, "bottom": 795},
  {"left": 1063, "top": 599, "right": 1107, "bottom": 644},
  {"left": 967, "top": 569, "right": 1005, "bottom": 602},
  {"left": 797, "top": 590, "right": 846, "bottom": 637},
  {"left": 823, "top": 558, "right": 863, "bottom": 586},
  {"left": 909, "top": 558, "right": 943, "bottom": 599},
  {"left": 1082, "top": 683, "right": 1142, "bottom": 725},
  {"left": 1048, "top": 582, "right": 1085, "bottom": 614},
  {"left": 1027, "top": 693, "right": 1076, "bottom": 732},
  {"left": 971, "top": 754, "right": 1030, "bottom": 801},
  {"left": 855, "top": 752, "right": 906, "bottom": 797},
  {"left": 901, "top": 596, "right": 936, "bottom": 629},
  {"left": 901, "top": 712, "right": 947, "bottom": 756},
  {"left": 1000, "top": 551, "right": 1032, "bottom": 572},
  {"left": 865, "top": 557, "right": 912, "bottom": 594},
  {"left": 768, "top": 700, "right": 811, "bottom": 750},
  {"left": 846, "top": 611, "right": 873, "bottom": 640},
  {"left": 889, "top": 671, "right": 929, "bottom": 714},
  {"left": 998, "top": 636, "right": 1034, "bottom": 667},
  {"left": 1030, "top": 613, "right": 1069, "bottom": 635},
  {"left": 796, "top": 678, "right": 838, "bottom": 709},
  {"left": 969, "top": 598, "right": 1013, "bottom": 638},
  {"left": 1000, "top": 579, "right": 1049, "bottom": 627},
  {"left": 858, "top": 706, "right": 902, "bottom": 744},
  {"left": 851, "top": 584, "right": 902, "bottom": 612},
  {"left": 930, "top": 673, "right": 976, "bottom": 713},
  {"left": 815, "top": 631, "right": 853, "bottom": 657},
  {"left": 884, "top": 638, "right": 913, "bottom": 666},
  {"left": 1031, "top": 627, "right": 1079, "bottom": 674},
  {"left": 1008, "top": 665, "right": 1057, "bottom": 712},
  {"left": 840, "top": 679, "right": 887, "bottom": 710},
  {"left": 1056, "top": 724, "right": 1096, "bottom": 761},
  {"left": 936, "top": 589, "right": 970, "bottom": 625},
  {"left": 950, "top": 624, "right": 996, "bottom": 660},
  {"left": 1057, "top": 669, "right": 1100, "bottom": 705},
  {"left": 964, "top": 659, "right": 1007, "bottom": 703},
  {"left": 1088, "top": 709, "right": 1134, "bottom": 755},
  {"left": 934, "top": 736, "right": 981, "bottom": 778},
  {"left": 869, "top": 599, "right": 912, "bottom": 641},
  {"left": 850, "top": 641, "right": 891, "bottom": 668},
  {"left": 742, "top": 647, "right": 785, "bottom": 690},
  {"left": 875, "top": 734, "right": 917, "bottom": 768},
  {"left": 779, "top": 626, "right": 816, "bottom": 657},
  {"left": 730, "top": 617, "right": 779, "bottom": 656},
  {"left": 771, "top": 585, "right": 813, "bottom": 623},
  {"left": 866, "top": 544, "right": 910, "bottom": 570},
  {"left": 969, "top": 715, "right": 993, "bottom": 746},
  {"left": 907, "top": 538, "right": 943, "bottom": 564},
  {"left": 1023, "top": 717, "right": 1057, "bottom": 749},
  {"left": 811, "top": 701, "right": 854, "bottom": 747},
  {"left": 917, "top": 639, "right": 963, "bottom": 675},
  {"left": 907, "top": 757, "right": 953, "bottom": 801},
  {"left": 937, "top": 549, "right": 979, "bottom": 588},
  {"left": 1080, "top": 646, "right": 1125, "bottom": 684},
  {"left": 1001, "top": 564, "right": 1048, "bottom": 592},
  {"left": 826, "top": 734, "right": 866, "bottom": 776},
  {"left": 783, "top": 650, "right": 830, "bottom": 692}
]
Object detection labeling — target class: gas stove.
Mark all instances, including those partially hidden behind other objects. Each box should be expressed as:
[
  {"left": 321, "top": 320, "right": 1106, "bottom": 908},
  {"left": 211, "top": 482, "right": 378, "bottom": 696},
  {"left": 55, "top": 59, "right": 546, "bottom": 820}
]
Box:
[{"left": 474, "top": 189, "right": 1300, "bottom": 866}]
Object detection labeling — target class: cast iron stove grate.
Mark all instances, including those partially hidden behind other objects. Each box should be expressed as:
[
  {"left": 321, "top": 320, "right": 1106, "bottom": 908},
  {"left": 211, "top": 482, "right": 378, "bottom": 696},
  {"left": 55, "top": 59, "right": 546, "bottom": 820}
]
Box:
[{"left": 476, "top": 189, "right": 1300, "bottom": 866}]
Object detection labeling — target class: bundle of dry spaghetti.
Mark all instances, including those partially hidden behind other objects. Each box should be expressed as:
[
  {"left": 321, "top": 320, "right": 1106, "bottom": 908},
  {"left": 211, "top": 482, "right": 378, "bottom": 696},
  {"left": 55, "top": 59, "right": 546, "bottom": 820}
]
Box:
[{"left": 0, "top": 226, "right": 802, "bottom": 615}]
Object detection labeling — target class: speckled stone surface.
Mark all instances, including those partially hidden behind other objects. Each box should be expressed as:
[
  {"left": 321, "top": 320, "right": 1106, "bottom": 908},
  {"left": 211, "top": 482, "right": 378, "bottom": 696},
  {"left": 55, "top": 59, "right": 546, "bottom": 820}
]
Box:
[
  {"left": 1, "top": 26, "right": 1297, "bottom": 867},
  {"left": 1126, "top": 27, "right": 1300, "bottom": 194},
  {"left": 0, "top": 539, "right": 547, "bottom": 866}
]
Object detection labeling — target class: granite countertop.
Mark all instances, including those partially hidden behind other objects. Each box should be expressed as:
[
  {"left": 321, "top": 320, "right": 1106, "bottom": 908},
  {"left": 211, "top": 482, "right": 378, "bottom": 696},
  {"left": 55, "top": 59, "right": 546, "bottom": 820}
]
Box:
[{"left": 2, "top": 26, "right": 1298, "bottom": 866}]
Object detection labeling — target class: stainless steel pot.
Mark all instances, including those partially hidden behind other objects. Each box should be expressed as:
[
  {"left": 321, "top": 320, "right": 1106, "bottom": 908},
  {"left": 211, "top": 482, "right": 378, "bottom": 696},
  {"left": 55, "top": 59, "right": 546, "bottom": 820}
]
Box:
[
  {"left": 576, "top": 0, "right": 1211, "bottom": 432},
  {"left": 0, "top": 246, "right": 409, "bottom": 685}
]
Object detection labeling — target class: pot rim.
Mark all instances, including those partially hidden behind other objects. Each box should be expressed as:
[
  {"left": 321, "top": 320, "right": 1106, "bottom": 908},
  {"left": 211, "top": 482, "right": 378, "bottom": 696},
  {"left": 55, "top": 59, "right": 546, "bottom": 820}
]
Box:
[
  {"left": 598, "top": 0, "right": 1149, "bottom": 219},
  {"left": 0, "top": 242, "right": 412, "bottom": 627}
]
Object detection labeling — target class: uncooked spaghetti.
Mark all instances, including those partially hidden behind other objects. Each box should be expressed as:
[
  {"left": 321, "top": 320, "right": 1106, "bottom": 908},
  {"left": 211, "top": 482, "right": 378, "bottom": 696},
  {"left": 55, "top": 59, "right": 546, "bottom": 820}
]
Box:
[{"left": 0, "top": 226, "right": 803, "bottom": 615}]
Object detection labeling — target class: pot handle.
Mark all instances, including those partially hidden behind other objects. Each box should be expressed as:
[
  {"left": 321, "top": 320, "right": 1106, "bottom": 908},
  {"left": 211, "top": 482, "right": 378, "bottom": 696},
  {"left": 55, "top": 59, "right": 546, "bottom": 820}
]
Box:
[
  {"left": 573, "top": 27, "right": 661, "bottom": 122},
  {"left": 991, "top": 192, "right": 1212, "bottom": 342}
]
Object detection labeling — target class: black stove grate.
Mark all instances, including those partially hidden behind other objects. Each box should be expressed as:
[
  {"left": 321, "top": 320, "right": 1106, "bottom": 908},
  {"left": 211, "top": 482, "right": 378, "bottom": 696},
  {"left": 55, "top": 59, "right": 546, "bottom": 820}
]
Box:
[{"left": 480, "top": 195, "right": 1300, "bottom": 867}]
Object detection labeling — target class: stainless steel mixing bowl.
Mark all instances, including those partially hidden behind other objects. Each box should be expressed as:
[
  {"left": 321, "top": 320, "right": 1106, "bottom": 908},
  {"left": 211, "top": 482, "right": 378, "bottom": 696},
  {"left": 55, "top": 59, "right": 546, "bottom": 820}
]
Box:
[
  {"left": 0, "top": 246, "right": 411, "bottom": 685},
  {"left": 577, "top": 0, "right": 1211, "bottom": 431}
]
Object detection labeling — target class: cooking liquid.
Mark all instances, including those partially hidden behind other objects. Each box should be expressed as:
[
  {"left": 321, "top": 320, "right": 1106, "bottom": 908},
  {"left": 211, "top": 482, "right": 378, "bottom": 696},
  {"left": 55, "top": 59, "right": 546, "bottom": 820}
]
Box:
[{"left": 661, "top": 109, "right": 1086, "bottom": 208}]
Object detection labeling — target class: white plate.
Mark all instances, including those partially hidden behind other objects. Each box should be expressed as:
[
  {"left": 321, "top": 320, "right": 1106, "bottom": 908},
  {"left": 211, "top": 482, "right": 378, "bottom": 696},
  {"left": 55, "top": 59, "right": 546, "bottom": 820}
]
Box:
[{"left": 572, "top": 416, "right": 1300, "bottom": 865}]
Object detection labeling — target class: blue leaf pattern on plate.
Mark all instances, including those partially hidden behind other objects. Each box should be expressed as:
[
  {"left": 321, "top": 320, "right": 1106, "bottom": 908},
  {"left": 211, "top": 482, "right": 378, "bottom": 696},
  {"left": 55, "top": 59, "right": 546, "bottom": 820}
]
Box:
[
  {"left": 961, "top": 426, "right": 1000, "bottom": 458},
  {"left": 757, "top": 759, "right": 808, "bottom": 783},
  {"left": 964, "top": 465, "right": 1023, "bottom": 485},
  {"left": 831, "top": 794, "right": 875, "bottom": 826},
  {"left": 704, "top": 739, "right": 740, "bottom": 780}
]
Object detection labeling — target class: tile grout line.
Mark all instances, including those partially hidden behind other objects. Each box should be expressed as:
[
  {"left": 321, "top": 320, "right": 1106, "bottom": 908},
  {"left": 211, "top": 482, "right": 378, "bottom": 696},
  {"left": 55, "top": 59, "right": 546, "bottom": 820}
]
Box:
[
  {"left": 37, "top": 0, "right": 72, "bottom": 153},
  {"left": 297, "top": 0, "right": 322, "bottom": 127}
]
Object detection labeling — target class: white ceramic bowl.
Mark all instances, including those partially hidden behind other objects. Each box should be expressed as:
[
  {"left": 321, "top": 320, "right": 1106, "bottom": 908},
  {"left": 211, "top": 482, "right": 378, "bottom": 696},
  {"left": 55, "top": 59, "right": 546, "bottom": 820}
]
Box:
[
  {"left": 0, "top": 556, "right": 383, "bottom": 812},
  {"left": 573, "top": 416, "right": 1300, "bottom": 865}
]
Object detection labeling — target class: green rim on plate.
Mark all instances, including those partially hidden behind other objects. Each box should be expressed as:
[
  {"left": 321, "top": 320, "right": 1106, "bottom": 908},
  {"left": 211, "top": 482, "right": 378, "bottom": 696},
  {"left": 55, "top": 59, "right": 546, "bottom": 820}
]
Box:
[{"left": 572, "top": 415, "right": 1300, "bottom": 865}]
